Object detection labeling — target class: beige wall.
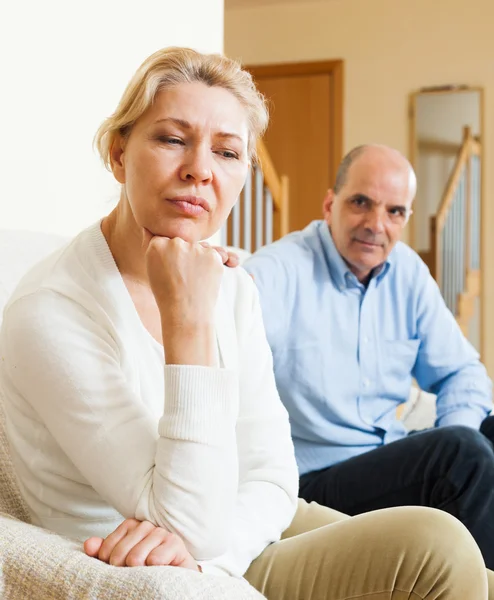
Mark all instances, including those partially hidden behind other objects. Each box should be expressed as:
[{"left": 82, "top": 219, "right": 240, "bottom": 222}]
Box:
[{"left": 225, "top": 0, "right": 494, "bottom": 376}]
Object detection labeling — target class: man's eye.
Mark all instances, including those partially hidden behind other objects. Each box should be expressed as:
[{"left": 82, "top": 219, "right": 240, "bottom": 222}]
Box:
[
  {"left": 352, "top": 196, "right": 367, "bottom": 206},
  {"left": 390, "top": 207, "right": 406, "bottom": 216}
]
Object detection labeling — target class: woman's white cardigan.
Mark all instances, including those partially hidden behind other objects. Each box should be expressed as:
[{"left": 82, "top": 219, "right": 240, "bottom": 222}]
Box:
[{"left": 0, "top": 222, "right": 298, "bottom": 577}]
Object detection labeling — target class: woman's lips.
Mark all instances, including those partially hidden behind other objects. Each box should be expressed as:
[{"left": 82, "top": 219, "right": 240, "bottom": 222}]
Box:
[{"left": 166, "top": 196, "right": 210, "bottom": 216}]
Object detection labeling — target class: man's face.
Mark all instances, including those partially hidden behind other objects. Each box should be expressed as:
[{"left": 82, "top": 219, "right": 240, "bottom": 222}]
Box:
[{"left": 323, "top": 149, "right": 414, "bottom": 282}]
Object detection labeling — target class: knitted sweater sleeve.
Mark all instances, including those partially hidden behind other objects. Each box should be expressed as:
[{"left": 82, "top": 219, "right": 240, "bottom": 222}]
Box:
[{"left": 2, "top": 288, "right": 238, "bottom": 560}]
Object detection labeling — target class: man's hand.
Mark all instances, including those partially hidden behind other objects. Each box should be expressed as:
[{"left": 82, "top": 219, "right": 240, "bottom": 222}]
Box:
[
  {"left": 204, "top": 243, "right": 239, "bottom": 268},
  {"left": 84, "top": 519, "right": 200, "bottom": 571}
]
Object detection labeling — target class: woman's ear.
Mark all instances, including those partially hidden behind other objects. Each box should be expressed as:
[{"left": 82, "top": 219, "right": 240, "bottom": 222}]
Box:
[{"left": 110, "top": 134, "right": 127, "bottom": 184}]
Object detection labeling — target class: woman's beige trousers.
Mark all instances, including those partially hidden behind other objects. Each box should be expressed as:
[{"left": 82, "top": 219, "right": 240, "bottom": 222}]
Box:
[{"left": 246, "top": 499, "right": 493, "bottom": 599}]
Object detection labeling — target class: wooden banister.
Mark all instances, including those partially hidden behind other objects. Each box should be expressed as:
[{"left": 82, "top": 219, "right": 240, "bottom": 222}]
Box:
[
  {"left": 256, "top": 139, "right": 282, "bottom": 211},
  {"left": 280, "top": 175, "right": 289, "bottom": 237},
  {"left": 256, "top": 138, "right": 290, "bottom": 238},
  {"left": 471, "top": 138, "right": 481, "bottom": 156}
]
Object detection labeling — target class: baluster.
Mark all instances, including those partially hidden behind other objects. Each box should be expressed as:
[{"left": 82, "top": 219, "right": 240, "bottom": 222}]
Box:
[
  {"left": 449, "top": 204, "right": 455, "bottom": 313},
  {"left": 472, "top": 156, "right": 480, "bottom": 270},
  {"left": 456, "top": 178, "right": 464, "bottom": 315},
  {"left": 255, "top": 167, "right": 264, "bottom": 251},
  {"left": 232, "top": 189, "right": 242, "bottom": 248},
  {"left": 442, "top": 218, "right": 448, "bottom": 309},
  {"left": 449, "top": 203, "right": 454, "bottom": 313},
  {"left": 243, "top": 168, "right": 253, "bottom": 252},
  {"left": 453, "top": 180, "right": 458, "bottom": 315},
  {"left": 265, "top": 188, "right": 273, "bottom": 245},
  {"left": 460, "top": 175, "right": 466, "bottom": 298}
]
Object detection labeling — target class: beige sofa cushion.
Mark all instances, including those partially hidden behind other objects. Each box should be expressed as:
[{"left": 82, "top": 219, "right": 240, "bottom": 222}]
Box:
[
  {"left": 0, "top": 389, "right": 31, "bottom": 522},
  {"left": 0, "top": 512, "right": 265, "bottom": 600}
]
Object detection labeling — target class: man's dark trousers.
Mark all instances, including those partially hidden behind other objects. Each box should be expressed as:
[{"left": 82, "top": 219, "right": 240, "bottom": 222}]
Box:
[{"left": 299, "top": 417, "right": 494, "bottom": 569}]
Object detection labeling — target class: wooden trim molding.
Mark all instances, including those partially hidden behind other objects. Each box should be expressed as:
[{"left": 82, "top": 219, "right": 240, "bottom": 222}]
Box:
[{"left": 246, "top": 59, "right": 344, "bottom": 189}]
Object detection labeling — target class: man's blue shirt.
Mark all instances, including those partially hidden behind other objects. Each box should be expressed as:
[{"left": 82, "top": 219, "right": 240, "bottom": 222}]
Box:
[{"left": 244, "top": 220, "right": 492, "bottom": 475}]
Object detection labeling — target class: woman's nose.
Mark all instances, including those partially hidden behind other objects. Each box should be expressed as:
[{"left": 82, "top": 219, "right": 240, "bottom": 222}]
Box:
[{"left": 179, "top": 147, "right": 213, "bottom": 183}]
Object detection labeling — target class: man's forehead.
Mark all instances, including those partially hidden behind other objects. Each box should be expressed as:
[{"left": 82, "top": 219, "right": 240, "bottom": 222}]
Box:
[{"left": 345, "top": 159, "right": 413, "bottom": 205}]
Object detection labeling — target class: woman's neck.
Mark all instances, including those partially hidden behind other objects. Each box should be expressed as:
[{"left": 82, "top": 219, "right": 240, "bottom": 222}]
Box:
[{"left": 101, "top": 200, "right": 149, "bottom": 285}]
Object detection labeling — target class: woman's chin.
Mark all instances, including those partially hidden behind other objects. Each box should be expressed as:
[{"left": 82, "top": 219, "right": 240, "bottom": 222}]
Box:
[{"left": 147, "top": 219, "right": 215, "bottom": 243}]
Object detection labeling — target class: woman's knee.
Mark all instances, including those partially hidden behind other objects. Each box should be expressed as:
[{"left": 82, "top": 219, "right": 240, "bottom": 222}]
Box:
[
  {"left": 370, "top": 507, "right": 488, "bottom": 598},
  {"left": 398, "top": 505, "right": 473, "bottom": 545},
  {"left": 392, "top": 507, "right": 485, "bottom": 576}
]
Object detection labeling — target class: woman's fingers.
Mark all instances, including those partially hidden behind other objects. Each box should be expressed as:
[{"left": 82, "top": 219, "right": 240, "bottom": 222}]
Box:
[
  {"left": 97, "top": 519, "right": 154, "bottom": 565},
  {"left": 145, "top": 533, "right": 199, "bottom": 571},
  {"left": 97, "top": 518, "right": 140, "bottom": 563},
  {"left": 124, "top": 527, "right": 170, "bottom": 567},
  {"left": 84, "top": 536, "right": 104, "bottom": 557},
  {"left": 85, "top": 519, "right": 199, "bottom": 572},
  {"left": 145, "top": 537, "right": 179, "bottom": 566}
]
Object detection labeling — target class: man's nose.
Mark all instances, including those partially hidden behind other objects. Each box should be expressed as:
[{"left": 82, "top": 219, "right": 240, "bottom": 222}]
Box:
[{"left": 365, "top": 208, "right": 386, "bottom": 234}]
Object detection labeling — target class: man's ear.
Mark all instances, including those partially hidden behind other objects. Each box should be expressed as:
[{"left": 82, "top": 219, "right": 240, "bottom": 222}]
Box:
[
  {"left": 322, "top": 189, "right": 335, "bottom": 222},
  {"left": 110, "top": 134, "right": 127, "bottom": 184}
]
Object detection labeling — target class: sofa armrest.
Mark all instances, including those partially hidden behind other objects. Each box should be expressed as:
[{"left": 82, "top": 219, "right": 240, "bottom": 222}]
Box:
[{"left": 0, "top": 514, "right": 265, "bottom": 600}]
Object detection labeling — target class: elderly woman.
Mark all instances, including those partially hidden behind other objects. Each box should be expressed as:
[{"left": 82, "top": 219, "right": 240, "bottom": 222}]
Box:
[{"left": 0, "top": 47, "right": 491, "bottom": 599}]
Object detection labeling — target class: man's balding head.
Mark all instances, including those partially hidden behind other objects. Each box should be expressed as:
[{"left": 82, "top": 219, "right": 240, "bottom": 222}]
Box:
[
  {"left": 333, "top": 144, "right": 417, "bottom": 201},
  {"left": 323, "top": 144, "right": 416, "bottom": 283}
]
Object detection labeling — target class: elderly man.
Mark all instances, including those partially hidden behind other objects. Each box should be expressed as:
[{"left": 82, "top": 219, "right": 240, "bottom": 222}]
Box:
[{"left": 244, "top": 144, "right": 494, "bottom": 567}]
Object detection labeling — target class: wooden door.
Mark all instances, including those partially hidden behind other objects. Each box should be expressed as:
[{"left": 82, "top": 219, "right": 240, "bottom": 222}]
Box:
[{"left": 248, "top": 61, "right": 344, "bottom": 234}]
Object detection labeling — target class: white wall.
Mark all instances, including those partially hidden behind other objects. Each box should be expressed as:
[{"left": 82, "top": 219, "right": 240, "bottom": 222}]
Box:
[{"left": 0, "top": 0, "right": 224, "bottom": 236}]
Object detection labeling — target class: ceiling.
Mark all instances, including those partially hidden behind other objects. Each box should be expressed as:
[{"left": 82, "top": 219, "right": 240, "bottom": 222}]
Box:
[{"left": 225, "top": 0, "right": 331, "bottom": 9}]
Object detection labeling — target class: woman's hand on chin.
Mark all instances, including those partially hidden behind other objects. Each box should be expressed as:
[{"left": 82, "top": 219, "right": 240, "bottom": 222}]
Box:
[
  {"left": 143, "top": 230, "right": 223, "bottom": 366},
  {"left": 84, "top": 519, "right": 200, "bottom": 571}
]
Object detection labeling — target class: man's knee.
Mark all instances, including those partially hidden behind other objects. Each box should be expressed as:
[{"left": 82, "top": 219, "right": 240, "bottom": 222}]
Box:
[
  {"left": 480, "top": 415, "right": 494, "bottom": 443},
  {"left": 435, "top": 425, "right": 493, "bottom": 463}
]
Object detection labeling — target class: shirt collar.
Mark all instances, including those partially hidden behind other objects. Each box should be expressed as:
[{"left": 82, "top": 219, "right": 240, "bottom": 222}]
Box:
[{"left": 316, "top": 220, "right": 393, "bottom": 291}]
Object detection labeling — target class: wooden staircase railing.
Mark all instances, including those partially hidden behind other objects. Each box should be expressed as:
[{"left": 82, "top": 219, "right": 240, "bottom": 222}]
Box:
[
  {"left": 423, "top": 126, "right": 481, "bottom": 336},
  {"left": 221, "top": 139, "right": 289, "bottom": 251}
]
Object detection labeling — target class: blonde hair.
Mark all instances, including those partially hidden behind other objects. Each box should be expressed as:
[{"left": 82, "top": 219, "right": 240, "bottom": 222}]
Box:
[{"left": 94, "top": 47, "right": 268, "bottom": 169}]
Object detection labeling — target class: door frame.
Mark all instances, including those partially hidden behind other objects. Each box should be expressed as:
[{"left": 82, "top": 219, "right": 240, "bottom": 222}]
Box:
[{"left": 245, "top": 60, "right": 344, "bottom": 188}]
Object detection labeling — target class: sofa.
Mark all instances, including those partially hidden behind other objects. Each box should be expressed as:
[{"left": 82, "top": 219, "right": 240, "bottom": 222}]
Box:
[{"left": 0, "top": 228, "right": 437, "bottom": 600}]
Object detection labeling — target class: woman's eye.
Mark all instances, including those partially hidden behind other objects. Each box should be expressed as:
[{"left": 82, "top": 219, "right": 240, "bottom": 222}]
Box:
[
  {"left": 158, "top": 136, "right": 183, "bottom": 145},
  {"left": 216, "top": 150, "right": 239, "bottom": 160}
]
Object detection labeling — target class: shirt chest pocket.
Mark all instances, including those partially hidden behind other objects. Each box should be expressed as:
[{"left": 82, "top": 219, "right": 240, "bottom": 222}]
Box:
[{"left": 382, "top": 339, "right": 420, "bottom": 381}]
